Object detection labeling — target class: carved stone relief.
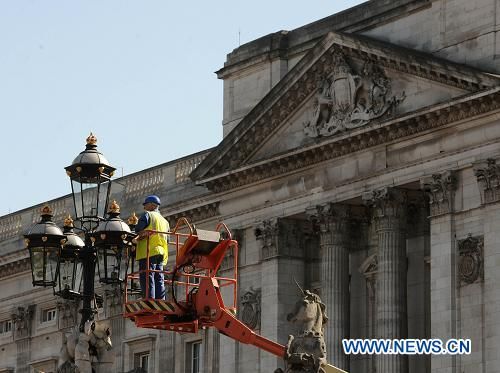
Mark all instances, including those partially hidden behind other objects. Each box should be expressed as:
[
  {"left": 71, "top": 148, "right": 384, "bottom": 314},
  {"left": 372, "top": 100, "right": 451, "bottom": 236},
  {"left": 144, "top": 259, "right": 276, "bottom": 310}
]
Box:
[
  {"left": 57, "top": 299, "right": 79, "bottom": 330},
  {"left": 457, "top": 234, "right": 483, "bottom": 285},
  {"left": 474, "top": 158, "right": 500, "bottom": 204},
  {"left": 240, "top": 287, "right": 261, "bottom": 330},
  {"left": 304, "top": 53, "right": 405, "bottom": 138}
]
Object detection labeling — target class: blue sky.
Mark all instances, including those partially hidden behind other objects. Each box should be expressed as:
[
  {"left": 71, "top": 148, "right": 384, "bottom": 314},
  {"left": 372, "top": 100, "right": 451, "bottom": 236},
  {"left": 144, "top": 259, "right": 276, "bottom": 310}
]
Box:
[{"left": 0, "top": 1, "right": 364, "bottom": 216}]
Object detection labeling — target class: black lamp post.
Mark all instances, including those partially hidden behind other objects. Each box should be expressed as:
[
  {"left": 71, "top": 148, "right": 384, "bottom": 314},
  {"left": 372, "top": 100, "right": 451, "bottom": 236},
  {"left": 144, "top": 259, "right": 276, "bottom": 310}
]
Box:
[{"left": 25, "top": 133, "right": 135, "bottom": 332}]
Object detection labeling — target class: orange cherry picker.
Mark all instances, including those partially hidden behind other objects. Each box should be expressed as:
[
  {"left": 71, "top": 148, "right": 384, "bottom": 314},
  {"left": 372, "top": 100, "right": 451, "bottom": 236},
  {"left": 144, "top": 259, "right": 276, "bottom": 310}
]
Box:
[{"left": 123, "top": 218, "right": 345, "bottom": 373}]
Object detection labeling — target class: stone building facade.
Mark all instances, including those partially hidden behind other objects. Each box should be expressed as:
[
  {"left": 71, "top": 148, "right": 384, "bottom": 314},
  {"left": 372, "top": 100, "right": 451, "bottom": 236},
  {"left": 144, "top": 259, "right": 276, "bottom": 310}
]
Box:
[{"left": 2, "top": 0, "right": 500, "bottom": 372}]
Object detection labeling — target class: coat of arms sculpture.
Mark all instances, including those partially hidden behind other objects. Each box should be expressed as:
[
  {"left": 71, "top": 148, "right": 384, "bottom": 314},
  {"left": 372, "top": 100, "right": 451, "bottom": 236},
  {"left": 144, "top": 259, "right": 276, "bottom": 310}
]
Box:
[{"left": 304, "top": 52, "right": 405, "bottom": 138}]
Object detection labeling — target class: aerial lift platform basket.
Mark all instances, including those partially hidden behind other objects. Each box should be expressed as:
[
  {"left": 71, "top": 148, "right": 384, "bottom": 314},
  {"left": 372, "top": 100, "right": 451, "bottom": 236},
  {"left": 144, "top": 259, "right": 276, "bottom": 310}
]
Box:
[{"left": 123, "top": 218, "right": 346, "bottom": 373}]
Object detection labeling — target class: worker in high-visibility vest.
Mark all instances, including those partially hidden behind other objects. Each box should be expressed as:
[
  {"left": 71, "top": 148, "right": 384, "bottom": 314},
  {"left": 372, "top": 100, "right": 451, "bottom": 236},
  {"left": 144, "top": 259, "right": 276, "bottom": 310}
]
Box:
[{"left": 135, "top": 195, "right": 169, "bottom": 299}]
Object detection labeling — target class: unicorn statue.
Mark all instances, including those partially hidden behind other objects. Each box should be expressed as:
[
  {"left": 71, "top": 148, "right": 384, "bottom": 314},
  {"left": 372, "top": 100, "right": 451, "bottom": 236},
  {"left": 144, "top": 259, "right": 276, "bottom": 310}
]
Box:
[{"left": 277, "top": 281, "right": 328, "bottom": 373}]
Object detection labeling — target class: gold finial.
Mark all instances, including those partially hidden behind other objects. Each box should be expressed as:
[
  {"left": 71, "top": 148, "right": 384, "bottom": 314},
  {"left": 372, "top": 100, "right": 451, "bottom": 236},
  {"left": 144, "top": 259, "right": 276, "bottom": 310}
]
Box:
[
  {"left": 64, "top": 215, "right": 74, "bottom": 227},
  {"left": 128, "top": 212, "right": 138, "bottom": 226},
  {"left": 86, "top": 132, "right": 97, "bottom": 145},
  {"left": 40, "top": 205, "right": 53, "bottom": 216},
  {"left": 108, "top": 200, "right": 120, "bottom": 214}
]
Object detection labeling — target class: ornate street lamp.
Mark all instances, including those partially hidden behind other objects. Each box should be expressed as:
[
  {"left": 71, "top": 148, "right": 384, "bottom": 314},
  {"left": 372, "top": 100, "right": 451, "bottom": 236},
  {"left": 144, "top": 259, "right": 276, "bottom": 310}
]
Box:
[
  {"left": 55, "top": 215, "right": 85, "bottom": 299},
  {"left": 24, "top": 205, "right": 66, "bottom": 287},
  {"left": 26, "top": 133, "right": 134, "bottom": 332},
  {"left": 64, "top": 133, "right": 115, "bottom": 232},
  {"left": 91, "top": 200, "right": 134, "bottom": 285}
]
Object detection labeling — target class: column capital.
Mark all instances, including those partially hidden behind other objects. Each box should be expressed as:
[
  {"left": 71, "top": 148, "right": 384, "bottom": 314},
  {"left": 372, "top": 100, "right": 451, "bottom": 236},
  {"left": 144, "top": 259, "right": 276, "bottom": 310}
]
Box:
[
  {"left": 307, "top": 203, "right": 351, "bottom": 232},
  {"left": 362, "top": 187, "right": 407, "bottom": 231},
  {"left": 306, "top": 203, "right": 352, "bottom": 247},
  {"left": 254, "top": 218, "right": 279, "bottom": 260},
  {"left": 420, "top": 170, "right": 457, "bottom": 216},
  {"left": 473, "top": 158, "right": 500, "bottom": 204}
]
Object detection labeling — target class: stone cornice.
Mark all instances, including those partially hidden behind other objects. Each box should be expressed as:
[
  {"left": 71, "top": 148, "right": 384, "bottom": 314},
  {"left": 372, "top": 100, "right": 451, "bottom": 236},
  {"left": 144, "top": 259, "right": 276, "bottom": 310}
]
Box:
[
  {"left": 200, "top": 87, "right": 500, "bottom": 193},
  {"left": 0, "top": 257, "right": 30, "bottom": 279},
  {"left": 193, "top": 31, "right": 499, "bottom": 186},
  {"left": 165, "top": 202, "right": 220, "bottom": 226},
  {"left": 218, "top": 0, "right": 430, "bottom": 75}
]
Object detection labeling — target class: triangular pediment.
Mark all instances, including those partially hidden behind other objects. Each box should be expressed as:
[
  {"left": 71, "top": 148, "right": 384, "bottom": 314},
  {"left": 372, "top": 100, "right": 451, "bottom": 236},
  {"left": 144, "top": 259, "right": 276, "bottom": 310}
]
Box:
[{"left": 192, "top": 31, "right": 500, "bottom": 187}]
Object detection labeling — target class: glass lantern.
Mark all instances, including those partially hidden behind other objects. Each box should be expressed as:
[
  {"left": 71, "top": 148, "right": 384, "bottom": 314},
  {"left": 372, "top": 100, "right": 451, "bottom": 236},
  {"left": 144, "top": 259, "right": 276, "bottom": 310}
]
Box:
[
  {"left": 24, "top": 205, "right": 66, "bottom": 287},
  {"left": 55, "top": 215, "right": 85, "bottom": 299},
  {"left": 64, "top": 133, "right": 116, "bottom": 232},
  {"left": 92, "top": 201, "right": 134, "bottom": 284}
]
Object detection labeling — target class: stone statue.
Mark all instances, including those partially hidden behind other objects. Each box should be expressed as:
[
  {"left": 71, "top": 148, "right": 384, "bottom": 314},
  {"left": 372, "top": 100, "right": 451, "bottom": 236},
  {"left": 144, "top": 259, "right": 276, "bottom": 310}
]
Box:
[
  {"left": 278, "top": 283, "right": 328, "bottom": 373},
  {"left": 58, "top": 320, "right": 113, "bottom": 373}
]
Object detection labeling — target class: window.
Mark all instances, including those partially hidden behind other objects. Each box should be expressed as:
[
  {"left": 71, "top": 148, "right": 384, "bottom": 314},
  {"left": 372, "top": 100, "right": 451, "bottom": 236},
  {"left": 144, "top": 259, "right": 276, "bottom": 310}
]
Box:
[
  {"left": 0, "top": 319, "right": 12, "bottom": 335},
  {"left": 134, "top": 351, "right": 149, "bottom": 372},
  {"left": 41, "top": 308, "right": 57, "bottom": 324},
  {"left": 191, "top": 342, "right": 203, "bottom": 373}
]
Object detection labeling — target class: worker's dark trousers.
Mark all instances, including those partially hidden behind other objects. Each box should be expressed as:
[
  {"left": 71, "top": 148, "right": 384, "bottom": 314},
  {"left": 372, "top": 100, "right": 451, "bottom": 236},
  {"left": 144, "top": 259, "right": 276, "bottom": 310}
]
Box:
[{"left": 139, "top": 254, "right": 166, "bottom": 300}]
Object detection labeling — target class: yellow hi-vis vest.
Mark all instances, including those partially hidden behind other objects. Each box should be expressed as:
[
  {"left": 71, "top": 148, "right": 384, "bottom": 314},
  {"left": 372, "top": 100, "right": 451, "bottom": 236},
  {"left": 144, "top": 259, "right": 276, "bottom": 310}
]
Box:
[{"left": 136, "top": 211, "right": 169, "bottom": 263}]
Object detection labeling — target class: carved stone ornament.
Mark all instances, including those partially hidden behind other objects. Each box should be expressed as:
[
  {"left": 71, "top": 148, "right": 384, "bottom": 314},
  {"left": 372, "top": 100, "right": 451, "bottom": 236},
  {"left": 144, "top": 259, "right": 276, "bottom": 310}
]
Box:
[
  {"left": 458, "top": 234, "right": 483, "bottom": 285},
  {"left": 240, "top": 287, "right": 261, "bottom": 330},
  {"left": 304, "top": 53, "right": 405, "bottom": 138},
  {"left": 362, "top": 187, "right": 407, "bottom": 231},
  {"left": 474, "top": 158, "right": 500, "bottom": 204},
  {"left": 11, "top": 305, "right": 35, "bottom": 339},
  {"left": 421, "top": 171, "right": 457, "bottom": 216},
  {"left": 255, "top": 219, "right": 279, "bottom": 260},
  {"left": 57, "top": 299, "right": 79, "bottom": 329}
]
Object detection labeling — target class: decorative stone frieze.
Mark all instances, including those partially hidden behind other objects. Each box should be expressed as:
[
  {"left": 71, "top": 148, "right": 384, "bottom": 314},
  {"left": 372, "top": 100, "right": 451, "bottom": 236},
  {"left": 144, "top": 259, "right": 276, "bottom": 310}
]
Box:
[
  {"left": 421, "top": 171, "right": 457, "bottom": 216},
  {"left": 166, "top": 202, "right": 220, "bottom": 226},
  {"left": 11, "top": 305, "right": 35, "bottom": 340},
  {"left": 474, "top": 158, "right": 500, "bottom": 204},
  {"left": 240, "top": 287, "right": 261, "bottom": 330},
  {"left": 203, "top": 90, "right": 500, "bottom": 193},
  {"left": 304, "top": 53, "right": 405, "bottom": 138},
  {"left": 0, "top": 258, "right": 30, "bottom": 279},
  {"left": 457, "top": 234, "right": 483, "bottom": 285}
]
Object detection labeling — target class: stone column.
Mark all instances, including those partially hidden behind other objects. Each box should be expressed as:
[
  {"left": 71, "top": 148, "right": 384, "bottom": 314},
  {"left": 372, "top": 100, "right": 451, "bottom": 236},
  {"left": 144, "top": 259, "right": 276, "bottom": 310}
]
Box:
[
  {"left": 363, "top": 187, "right": 407, "bottom": 373},
  {"left": 421, "top": 170, "right": 457, "bottom": 373},
  {"left": 255, "top": 218, "right": 307, "bottom": 372},
  {"left": 474, "top": 159, "right": 500, "bottom": 371},
  {"left": 308, "top": 203, "right": 350, "bottom": 371},
  {"left": 12, "top": 304, "right": 35, "bottom": 373}
]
